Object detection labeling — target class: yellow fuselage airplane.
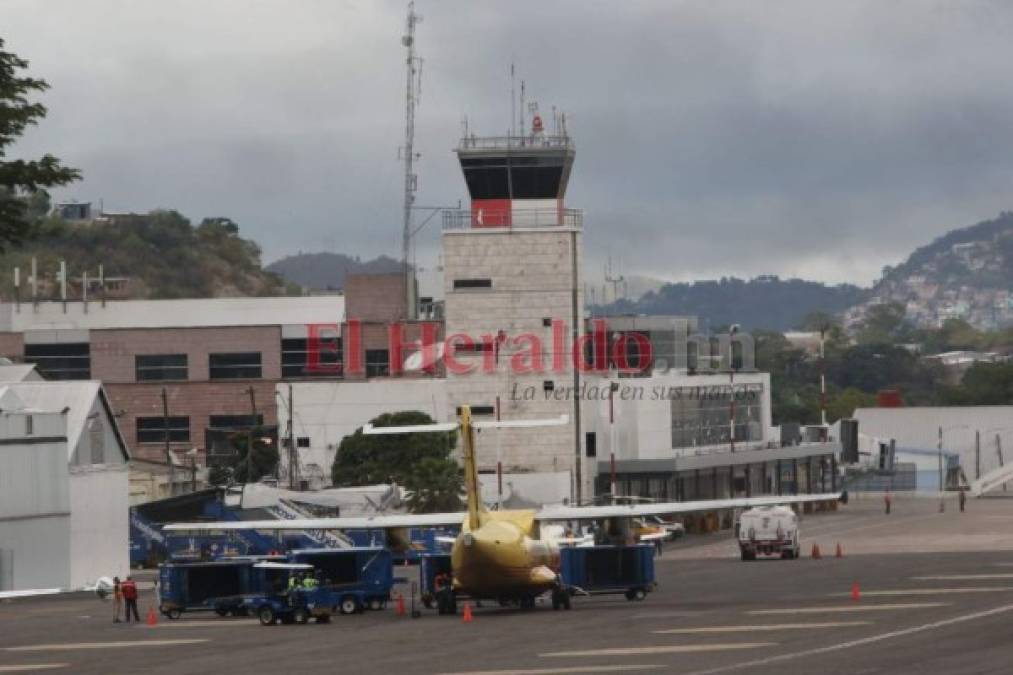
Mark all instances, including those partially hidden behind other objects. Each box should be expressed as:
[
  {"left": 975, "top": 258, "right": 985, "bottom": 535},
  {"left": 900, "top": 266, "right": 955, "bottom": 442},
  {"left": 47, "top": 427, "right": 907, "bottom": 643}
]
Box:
[{"left": 165, "top": 405, "right": 842, "bottom": 610}]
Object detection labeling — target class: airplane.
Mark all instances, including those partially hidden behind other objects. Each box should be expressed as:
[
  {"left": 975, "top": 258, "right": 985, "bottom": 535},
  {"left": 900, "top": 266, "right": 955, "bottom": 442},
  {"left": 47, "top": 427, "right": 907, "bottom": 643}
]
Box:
[{"left": 165, "top": 405, "right": 842, "bottom": 612}]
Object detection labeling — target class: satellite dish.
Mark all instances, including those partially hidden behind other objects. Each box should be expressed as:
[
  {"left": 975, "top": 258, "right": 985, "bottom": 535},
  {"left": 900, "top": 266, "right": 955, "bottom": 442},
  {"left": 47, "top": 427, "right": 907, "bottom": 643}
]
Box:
[{"left": 94, "top": 576, "right": 114, "bottom": 600}]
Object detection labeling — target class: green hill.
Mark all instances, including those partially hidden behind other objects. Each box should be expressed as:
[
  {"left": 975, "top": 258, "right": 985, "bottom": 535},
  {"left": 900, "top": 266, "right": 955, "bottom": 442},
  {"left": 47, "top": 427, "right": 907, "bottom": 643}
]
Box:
[{"left": 0, "top": 209, "right": 296, "bottom": 299}]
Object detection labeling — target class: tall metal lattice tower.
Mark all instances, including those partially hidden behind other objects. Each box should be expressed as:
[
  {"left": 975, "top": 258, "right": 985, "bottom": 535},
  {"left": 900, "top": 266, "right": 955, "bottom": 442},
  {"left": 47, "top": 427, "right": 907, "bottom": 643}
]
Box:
[{"left": 400, "top": 2, "right": 423, "bottom": 319}]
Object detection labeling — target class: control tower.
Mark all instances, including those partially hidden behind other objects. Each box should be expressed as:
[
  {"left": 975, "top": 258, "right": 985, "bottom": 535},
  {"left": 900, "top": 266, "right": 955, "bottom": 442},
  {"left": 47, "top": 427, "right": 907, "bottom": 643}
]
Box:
[{"left": 442, "top": 114, "right": 589, "bottom": 503}]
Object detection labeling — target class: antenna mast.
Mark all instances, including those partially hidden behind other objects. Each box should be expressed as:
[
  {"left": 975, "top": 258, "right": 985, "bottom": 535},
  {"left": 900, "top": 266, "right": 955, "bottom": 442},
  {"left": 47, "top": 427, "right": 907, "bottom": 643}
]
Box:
[
  {"left": 401, "top": 1, "right": 422, "bottom": 320},
  {"left": 605, "top": 256, "right": 625, "bottom": 304}
]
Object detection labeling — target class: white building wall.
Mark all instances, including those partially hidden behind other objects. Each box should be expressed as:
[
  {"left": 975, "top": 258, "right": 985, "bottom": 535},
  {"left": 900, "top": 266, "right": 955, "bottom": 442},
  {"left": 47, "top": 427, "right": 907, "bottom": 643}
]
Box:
[
  {"left": 276, "top": 379, "right": 449, "bottom": 489},
  {"left": 0, "top": 517, "right": 71, "bottom": 591},
  {"left": 68, "top": 466, "right": 130, "bottom": 588}
]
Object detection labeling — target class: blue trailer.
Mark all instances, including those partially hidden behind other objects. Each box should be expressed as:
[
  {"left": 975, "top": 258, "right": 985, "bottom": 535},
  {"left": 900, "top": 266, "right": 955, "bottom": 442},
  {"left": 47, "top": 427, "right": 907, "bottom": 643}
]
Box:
[
  {"left": 559, "top": 544, "right": 656, "bottom": 601},
  {"left": 241, "top": 562, "right": 339, "bottom": 625},
  {"left": 158, "top": 560, "right": 258, "bottom": 619},
  {"left": 287, "top": 548, "right": 394, "bottom": 612}
]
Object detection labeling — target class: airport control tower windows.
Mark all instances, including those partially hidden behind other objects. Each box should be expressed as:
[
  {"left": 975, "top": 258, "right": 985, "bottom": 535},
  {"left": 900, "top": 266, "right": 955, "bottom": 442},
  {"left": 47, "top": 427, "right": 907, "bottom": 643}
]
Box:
[{"left": 453, "top": 278, "right": 492, "bottom": 290}]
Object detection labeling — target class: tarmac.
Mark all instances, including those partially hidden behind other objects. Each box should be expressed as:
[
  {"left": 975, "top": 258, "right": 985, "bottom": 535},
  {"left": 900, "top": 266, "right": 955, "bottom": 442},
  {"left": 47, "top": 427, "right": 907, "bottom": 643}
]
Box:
[{"left": 3, "top": 493, "right": 1013, "bottom": 674}]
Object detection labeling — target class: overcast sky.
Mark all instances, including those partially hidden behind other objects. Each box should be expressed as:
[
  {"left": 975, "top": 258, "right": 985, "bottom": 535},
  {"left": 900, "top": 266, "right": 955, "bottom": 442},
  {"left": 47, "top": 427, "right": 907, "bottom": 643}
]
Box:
[{"left": 5, "top": 0, "right": 1013, "bottom": 287}]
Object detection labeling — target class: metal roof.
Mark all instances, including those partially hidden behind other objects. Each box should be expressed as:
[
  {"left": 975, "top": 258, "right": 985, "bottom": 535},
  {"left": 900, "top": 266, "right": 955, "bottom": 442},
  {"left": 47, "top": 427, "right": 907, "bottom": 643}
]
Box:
[
  {"left": 0, "top": 381, "right": 129, "bottom": 462},
  {"left": 0, "top": 296, "right": 345, "bottom": 332}
]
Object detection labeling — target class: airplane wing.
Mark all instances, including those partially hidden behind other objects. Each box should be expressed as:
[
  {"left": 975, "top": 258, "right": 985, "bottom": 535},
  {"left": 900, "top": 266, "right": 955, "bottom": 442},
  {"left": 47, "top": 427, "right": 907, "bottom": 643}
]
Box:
[
  {"left": 163, "top": 511, "right": 466, "bottom": 533},
  {"left": 535, "top": 492, "right": 842, "bottom": 521}
]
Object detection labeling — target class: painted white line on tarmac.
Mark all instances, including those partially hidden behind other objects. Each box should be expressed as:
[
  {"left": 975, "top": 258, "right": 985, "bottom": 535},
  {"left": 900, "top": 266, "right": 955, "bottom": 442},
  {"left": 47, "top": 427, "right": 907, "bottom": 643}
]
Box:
[
  {"left": 0, "top": 667, "right": 68, "bottom": 673},
  {"left": 829, "top": 587, "right": 1013, "bottom": 597},
  {"left": 6, "top": 639, "right": 209, "bottom": 652},
  {"left": 440, "top": 666, "right": 663, "bottom": 675},
  {"left": 541, "top": 643, "right": 775, "bottom": 658},
  {"left": 139, "top": 620, "right": 258, "bottom": 628},
  {"left": 749, "top": 602, "right": 947, "bottom": 615},
  {"left": 913, "top": 574, "right": 1013, "bottom": 580},
  {"left": 654, "top": 621, "right": 869, "bottom": 634},
  {"left": 684, "top": 600, "right": 1013, "bottom": 675}
]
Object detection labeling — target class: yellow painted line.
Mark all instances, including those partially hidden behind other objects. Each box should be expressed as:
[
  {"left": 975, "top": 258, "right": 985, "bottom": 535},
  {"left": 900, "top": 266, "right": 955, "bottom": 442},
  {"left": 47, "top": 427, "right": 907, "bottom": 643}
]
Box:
[
  {"left": 440, "top": 667, "right": 663, "bottom": 675},
  {"left": 749, "top": 602, "right": 947, "bottom": 615},
  {"left": 541, "top": 643, "right": 775, "bottom": 658},
  {"left": 830, "top": 587, "right": 1013, "bottom": 597},
  {"left": 912, "top": 574, "right": 1013, "bottom": 580},
  {"left": 140, "top": 620, "right": 258, "bottom": 628},
  {"left": 6, "top": 639, "right": 208, "bottom": 652},
  {"left": 654, "top": 621, "right": 869, "bottom": 634},
  {"left": 0, "top": 667, "right": 68, "bottom": 673}
]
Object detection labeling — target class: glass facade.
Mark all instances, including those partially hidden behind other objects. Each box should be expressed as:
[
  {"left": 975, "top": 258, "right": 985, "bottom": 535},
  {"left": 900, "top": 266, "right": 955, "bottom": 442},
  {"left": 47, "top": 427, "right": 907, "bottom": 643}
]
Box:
[{"left": 670, "top": 384, "right": 764, "bottom": 449}]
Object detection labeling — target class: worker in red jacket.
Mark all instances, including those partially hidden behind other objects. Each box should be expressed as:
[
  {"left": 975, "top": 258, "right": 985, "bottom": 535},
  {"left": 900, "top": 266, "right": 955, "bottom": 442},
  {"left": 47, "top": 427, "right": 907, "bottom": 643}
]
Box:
[{"left": 121, "top": 577, "right": 140, "bottom": 623}]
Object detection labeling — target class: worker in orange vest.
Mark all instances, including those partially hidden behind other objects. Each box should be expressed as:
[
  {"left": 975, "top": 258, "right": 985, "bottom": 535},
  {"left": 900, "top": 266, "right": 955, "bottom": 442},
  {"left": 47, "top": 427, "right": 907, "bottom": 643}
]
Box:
[{"left": 120, "top": 576, "right": 140, "bottom": 623}]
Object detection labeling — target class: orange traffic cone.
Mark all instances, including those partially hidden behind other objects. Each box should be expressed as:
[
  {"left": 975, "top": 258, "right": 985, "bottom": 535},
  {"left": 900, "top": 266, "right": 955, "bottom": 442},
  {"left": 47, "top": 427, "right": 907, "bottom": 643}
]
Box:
[
  {"left": 146, "top": 607, "right": 158, "bottom": 626},
  {"left": 462, "top": 602, "right": 473, "bottom": 623},
  {"left": 811, "top": 543, "right": 821, "bottom": 559},
  {"left": 836, "top": 543, "right": 844, "bottom": 558},
  {"left": 396, "top": 593, "right": 405, "bottom": 616},
  {"left": 850, "top": 583, "right": 860, "bottom": 601}
]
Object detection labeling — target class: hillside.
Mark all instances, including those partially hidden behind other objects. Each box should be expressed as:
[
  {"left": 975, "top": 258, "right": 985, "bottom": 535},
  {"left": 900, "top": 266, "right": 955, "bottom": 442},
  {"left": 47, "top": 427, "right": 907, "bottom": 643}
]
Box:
[
  {"left": 0, "top": 210, "right": 295, "bottom": 299},
  {"left": 266, "top": 252, "right": 402, "bottom": 290},
  {"left": 845, "top": 211, "right": 1013, "bottom": 331},
  {"left": 597, "top": 276, "right": 868, "bottom": 331}
]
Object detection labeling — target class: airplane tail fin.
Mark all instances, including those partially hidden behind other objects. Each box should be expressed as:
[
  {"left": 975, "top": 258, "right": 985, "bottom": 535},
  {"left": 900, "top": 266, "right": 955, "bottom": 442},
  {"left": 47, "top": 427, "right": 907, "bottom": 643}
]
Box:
[{"left": 459, "top": 405, "right": 483, "bottom": 531}]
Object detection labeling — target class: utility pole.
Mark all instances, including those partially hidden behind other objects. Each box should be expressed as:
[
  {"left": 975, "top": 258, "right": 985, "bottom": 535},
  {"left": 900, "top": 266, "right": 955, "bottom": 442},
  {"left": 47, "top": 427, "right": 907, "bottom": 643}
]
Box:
[
  {"left": 976, "top": 429, "right": 981, "bottom": 480},
  {"left": 998, "top": 434, "right": 1006, "bottom": 492},
  {"left": 161, "top": 388, "right": 173, "bottom": 497},
  {"left": 287, "top": 384, "right": 297, "bottom": 491},
  {"left": 571, "top": 229, "right": 582, "bottom": 506},
  {"left": 246, "top": 387, "right": 257, "bottom": 485},
  {"left": 938, "top": 425, "right": 945, "bottom": 513}
]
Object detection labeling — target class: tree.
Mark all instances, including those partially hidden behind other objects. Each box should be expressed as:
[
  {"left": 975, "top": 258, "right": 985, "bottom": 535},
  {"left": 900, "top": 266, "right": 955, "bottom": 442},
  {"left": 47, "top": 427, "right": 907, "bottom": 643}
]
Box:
[
  {"left": 331, "top": 411, "right": 463, "bottom": 514},
  {"left": 855, "top": 303, "right": 911, "bottom": 345},
  {"left": 0, "top": 38, "right": 80, "bottom": 249},
  {"left": 826, "top": 387, "right": 876, "bottom": 422},
  {"left": 229, "top": 426, "right": 280, "bottom": 483}
]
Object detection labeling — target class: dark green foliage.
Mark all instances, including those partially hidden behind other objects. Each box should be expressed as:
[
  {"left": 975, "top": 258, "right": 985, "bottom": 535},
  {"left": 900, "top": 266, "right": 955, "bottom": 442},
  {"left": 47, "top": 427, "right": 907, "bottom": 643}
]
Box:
[
  {"left": 331, "top": 411, "right": 463, "bottom": 514},
  {"left": 0, "top": 210, "right": 299, "bottom": 298},
  {"left": 598, "top": 276, "right": 867, "bottom": 332},
  {"left": 0, "top": 38, "right": 80, "bottom": 250},
  {"left": 228, "top": 426, "right": 280, "bottom": 484},
  {"left": 266, "top": 252, "right": 402, "bottom": 290}
]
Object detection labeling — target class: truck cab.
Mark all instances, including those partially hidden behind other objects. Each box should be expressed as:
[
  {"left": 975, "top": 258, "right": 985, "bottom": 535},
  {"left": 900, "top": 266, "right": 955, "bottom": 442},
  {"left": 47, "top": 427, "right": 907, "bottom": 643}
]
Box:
[{"left": 737, "top": 505, "right": 799, "bottom": 561}]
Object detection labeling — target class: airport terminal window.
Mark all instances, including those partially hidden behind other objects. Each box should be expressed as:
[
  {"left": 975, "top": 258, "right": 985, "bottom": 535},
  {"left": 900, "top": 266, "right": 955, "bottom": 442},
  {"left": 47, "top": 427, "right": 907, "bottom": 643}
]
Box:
[
  {"left": 365, "top": 349, "right": 390, "bottom": 377},
  {"left": 456, "top": 405, "right": 495, "bottom": 416},
  {"left": 24, "top": 342, "right": 91, "bottom": 380},
  {"left": 670, "top": 384, "right": 763, "bottom": 449},
  {"left": 137, "top": 416, "right": 190, "bottom": 444},
  {"left": 207, "top": 414, "right": 263, "bottom": 430},
  {"left": 135, "top": 354, "right": 188, "bottom": 381},
  {"left": 282, "top": 337, "right": 342, "bottom": 378},
  {"left": 209, "top": 352, "right": 262, "bottom": 379}
]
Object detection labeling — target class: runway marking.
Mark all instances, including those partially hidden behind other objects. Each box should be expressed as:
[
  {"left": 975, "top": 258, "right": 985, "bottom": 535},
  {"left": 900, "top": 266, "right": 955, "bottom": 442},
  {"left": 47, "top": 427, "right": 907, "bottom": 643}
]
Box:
[
  {"left": 440, "top": 666, "right": 663, "bottom": 675},
  {"left": 684, "top": 600, "right": 1013, "bottom": 675},
  {"left": 139, "top": 620, "right": 258, "bottom": 628},
  {"left": 653, "top": 621, "right": 869, "bottom": 634},
  {"left": 829, "top": 587, "right": 1013, "bottom": 597},
  {"left": 0, "top": 667, "right": 68, "bottom": 673},
  {"left": 749, "top": 602, "right": 947, "bottom": 615},
  {"left": 5, "top": 639, "right": 209, "bottom": 652},
  {"left": 541, "top": 643, "right": 775, "bottom": 658},
  {"left": 912, "top": 574, "right": 1013, "bottom": 580}
]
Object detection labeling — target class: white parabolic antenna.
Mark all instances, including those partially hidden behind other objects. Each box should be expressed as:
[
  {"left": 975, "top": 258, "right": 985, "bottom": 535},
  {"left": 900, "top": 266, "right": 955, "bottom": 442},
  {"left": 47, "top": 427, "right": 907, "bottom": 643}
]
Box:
[{"left": 403, "top": 342, "right": 446, "bottom": 372}]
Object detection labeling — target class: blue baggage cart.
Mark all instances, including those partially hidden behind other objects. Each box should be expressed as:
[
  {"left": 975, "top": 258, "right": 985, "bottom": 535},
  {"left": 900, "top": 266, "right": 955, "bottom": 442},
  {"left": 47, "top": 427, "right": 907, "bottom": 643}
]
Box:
[
  {"left": 287, "top": 547, "right": 394, "bottom": 612},
  {"left": 559, "top": 544, "right": 656, "bottom": 601},
  {"left": 158, "top": 560, "right": 256, "bottom": 619}
]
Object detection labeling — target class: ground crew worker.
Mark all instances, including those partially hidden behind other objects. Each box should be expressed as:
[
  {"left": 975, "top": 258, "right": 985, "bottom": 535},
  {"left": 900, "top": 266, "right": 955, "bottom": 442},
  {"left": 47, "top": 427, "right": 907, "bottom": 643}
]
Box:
[
  {"left": 121, "top": 576, "right": 140, "bottom": 623},
  {"left": 112, "top": 577, "right": 122, "bottom": 623},
  {"left": 302, "top": 572, "right": 318, "bottom": 590},
  {"left": 884, "top": 492, "right": 892, "bottom": 515},
  {"left": 287, "top": 573, "right": 302, "bottom": 591},
  {"left": 959, "top": 489, "right": 966, "bottom": 513}
]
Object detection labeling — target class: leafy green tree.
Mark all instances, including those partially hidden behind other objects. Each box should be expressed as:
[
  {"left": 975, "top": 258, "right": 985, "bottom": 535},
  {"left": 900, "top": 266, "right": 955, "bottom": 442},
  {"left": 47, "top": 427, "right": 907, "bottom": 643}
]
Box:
[
  {"left": 855, "top": 302, "right": 911, "bottom": 345},
  {"left": 827, "top": 387, "right": 876, "bottom": 421},
  {"left": 957, "top": 362, "right": 1013, "bottom": 405},
  {"left": 404, "top": 456, "right": 465, "bottom": 513},
  {"left": 331, "top": 411, "right": 463, "bottom": 514},
  {"left": 0, "top": 39, "right": 80, "bottom": 249},
  {"left": 229, "top": 426, "right": 279, "bottom": 483}
]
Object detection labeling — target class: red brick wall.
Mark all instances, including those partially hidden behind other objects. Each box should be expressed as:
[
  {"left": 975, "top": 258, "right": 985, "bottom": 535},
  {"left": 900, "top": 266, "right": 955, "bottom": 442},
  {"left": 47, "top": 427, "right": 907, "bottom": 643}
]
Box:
[
  {"left": 108, "top": 380, "right": 278, "bottom": 463},
  {"left": 345, "top": 274, "right": 405, "bottom": 324},
  {"left": 0, "top": 332, "right": 24, "bottom": 360},
  {"left": 91, "top": 326, "right": 282, "bottom": 383}
]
